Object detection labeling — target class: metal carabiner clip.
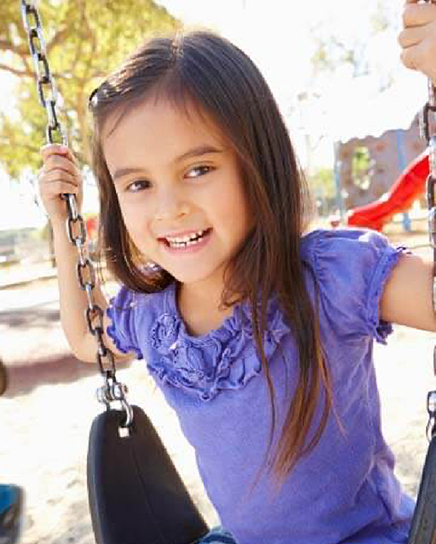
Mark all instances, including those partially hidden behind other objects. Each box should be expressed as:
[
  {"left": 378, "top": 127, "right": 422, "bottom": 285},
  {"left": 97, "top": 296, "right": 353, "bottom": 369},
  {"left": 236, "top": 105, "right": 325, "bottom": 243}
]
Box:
[{"left": 426, "top": 391, "right": 436, "bottom": 441}]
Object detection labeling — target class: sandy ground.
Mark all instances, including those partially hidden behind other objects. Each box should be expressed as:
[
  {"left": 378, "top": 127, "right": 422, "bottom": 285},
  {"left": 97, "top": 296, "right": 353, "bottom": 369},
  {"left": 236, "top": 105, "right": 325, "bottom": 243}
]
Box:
[{"left": 2, "top": 227, "right": 436, "bottom": 543}]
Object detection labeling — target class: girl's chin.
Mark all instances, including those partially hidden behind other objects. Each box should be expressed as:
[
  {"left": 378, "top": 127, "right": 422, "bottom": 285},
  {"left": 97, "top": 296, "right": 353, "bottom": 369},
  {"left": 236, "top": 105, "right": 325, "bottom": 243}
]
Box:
[
  {"left": 168, "top": 271, "right": 214, "bottom": 285},
  {"left": 164, "top": 263, "right": 225, "bottom": 287}
]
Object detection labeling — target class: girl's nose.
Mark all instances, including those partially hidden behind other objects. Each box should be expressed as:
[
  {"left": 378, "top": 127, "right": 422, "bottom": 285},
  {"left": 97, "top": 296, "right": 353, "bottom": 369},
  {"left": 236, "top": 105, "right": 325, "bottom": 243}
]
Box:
[{"left": 154, "top": 187, "right": 189, "bottom": 222}]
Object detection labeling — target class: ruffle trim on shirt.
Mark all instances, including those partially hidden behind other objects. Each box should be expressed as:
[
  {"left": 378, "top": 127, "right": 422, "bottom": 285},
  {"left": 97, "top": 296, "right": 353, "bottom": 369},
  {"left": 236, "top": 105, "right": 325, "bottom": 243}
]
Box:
[
  {"left": 147, "top": 284, "right": 290, "bottom": 401},
  {"left": 366, "top": 246, "right": 407, "bottom": 345},
  {"left": 106, "top": 301, "right": 144, "bottom": 359}
]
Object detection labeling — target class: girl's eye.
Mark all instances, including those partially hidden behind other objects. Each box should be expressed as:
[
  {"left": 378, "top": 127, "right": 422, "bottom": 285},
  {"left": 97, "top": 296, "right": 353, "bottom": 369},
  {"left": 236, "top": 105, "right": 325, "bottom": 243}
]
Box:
[
  {"left": 185, "top": 165, "right": 213, "bottom": 179},
  {"left": 126, "top": 179, "right": 150, "bottom": 193}
]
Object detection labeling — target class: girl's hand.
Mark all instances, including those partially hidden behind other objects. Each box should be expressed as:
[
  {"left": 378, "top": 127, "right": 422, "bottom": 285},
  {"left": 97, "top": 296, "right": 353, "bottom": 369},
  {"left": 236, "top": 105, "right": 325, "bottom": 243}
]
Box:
[
  {"left": 399, "top": 0, "right": 436, "bottom": 82},
  {"left": 39, "top": 144, "right": 83, "bottom": 225}
]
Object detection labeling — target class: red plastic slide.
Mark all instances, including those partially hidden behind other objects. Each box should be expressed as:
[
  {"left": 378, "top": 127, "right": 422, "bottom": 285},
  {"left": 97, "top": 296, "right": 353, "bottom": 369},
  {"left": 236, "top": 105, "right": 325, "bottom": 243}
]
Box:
[{"left": 346, "top": 152, "right": 429, "bottom": 231}]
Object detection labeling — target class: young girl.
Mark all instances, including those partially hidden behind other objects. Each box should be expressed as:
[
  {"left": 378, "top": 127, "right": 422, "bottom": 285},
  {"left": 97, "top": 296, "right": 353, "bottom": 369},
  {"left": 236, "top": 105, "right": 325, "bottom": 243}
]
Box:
[{"left": 38, "top": 2, "right": 436, "bottom": 543}]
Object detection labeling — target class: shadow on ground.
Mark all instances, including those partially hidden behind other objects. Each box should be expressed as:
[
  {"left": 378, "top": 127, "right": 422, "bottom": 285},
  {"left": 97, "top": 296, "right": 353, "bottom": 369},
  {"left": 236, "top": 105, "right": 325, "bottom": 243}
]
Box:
[
  {"left": 0, "top": 305, "right": 60, "bottom": 329},
  {"left": 4, "top": 354, "right": 132, "bottom": 398}
]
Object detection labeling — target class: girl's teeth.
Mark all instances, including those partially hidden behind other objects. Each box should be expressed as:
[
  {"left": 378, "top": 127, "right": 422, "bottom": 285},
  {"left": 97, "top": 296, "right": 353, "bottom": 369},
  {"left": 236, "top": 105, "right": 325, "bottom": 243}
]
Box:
[
  {"left": 168, "top": 230, "right": 208, "bottom": 248},
  {"left": 167, "top": 229, "right": 207, "bottom": 246},
  {"left": 169, "top": 239, "right": 199, "bottom": 248}
]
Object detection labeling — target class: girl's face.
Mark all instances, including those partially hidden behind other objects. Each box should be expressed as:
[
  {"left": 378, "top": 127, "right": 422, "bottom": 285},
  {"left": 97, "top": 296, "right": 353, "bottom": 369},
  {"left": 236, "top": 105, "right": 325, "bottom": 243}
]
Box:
[{"left": 102, "top": 96, "right": 254, "bottom": 293}]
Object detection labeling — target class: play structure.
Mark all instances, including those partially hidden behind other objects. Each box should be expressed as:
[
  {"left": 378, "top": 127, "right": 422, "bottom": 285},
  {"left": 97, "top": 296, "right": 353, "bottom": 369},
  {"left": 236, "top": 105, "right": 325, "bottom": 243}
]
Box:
[
  {"left": 347, "top": 151, "right": 429, "bottom": 231},
  {"left": 335, "top": 114, "right": 433, "bottom": 231}
]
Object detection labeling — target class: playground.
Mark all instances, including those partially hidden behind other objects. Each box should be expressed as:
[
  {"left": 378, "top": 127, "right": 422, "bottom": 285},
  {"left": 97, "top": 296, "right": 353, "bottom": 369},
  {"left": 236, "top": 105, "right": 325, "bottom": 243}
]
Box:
[
  {"left": 333, "top": 111, "right": 436, "bottom": 233},
  {"left": 2, "top": 2, "right": 436, "bottom": 542},
  {"left": 1, "top": 276, "right": 218, "bottom": 543},
  {"left": 1, "top": 69, "right": 435, "bottom": 542}
]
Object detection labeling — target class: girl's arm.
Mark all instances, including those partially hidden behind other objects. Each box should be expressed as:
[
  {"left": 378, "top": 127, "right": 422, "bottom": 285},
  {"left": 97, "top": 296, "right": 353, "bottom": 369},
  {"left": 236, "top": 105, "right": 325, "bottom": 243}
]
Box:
[
  {"left": 39, "top": 144, "right": 134, "bottom": 364},
  {"left": 381, "top": 254, "right": 436, "bottom": 332},
  {"left": 387, "top": 1, "right": 436, "bottom": 331}
]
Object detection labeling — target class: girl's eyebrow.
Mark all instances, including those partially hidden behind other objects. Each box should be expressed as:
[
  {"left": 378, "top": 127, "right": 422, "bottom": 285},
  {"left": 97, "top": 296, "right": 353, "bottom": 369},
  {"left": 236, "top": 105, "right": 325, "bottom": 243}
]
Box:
[
  {"left": 175, "top": 144, "right": 223, "bottom": 163},
  {"left": 112, "top": 144, "right": 223, "bottom": 182}
]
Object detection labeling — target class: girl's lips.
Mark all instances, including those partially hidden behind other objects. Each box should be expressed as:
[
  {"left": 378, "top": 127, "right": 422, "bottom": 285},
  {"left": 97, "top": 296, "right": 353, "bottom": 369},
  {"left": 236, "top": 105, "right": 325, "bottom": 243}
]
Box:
[{"left": 160, "top": 228, "right": 213, "bottom": 255}]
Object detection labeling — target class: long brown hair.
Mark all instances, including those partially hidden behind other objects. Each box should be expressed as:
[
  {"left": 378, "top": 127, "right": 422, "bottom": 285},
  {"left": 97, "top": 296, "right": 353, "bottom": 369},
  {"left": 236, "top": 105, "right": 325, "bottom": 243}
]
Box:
[{"left": 89, "top": 30, "right": 333, "bottom": 484}]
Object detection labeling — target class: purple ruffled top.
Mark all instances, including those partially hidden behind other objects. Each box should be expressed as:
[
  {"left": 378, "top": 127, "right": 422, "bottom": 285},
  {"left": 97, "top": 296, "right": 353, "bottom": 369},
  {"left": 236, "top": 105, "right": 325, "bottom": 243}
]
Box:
[
  {"left": 147, "top": 289, "right": 288, "bottom": 402},
  {"left": 107, "top": 228, "right": 415, "bottom": 544}
]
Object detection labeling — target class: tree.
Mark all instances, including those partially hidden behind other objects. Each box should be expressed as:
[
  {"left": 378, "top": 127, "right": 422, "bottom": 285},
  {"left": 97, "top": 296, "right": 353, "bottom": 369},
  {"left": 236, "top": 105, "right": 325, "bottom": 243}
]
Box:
[
  {"left": 308, "top": 167, "right": 337, "bottom": 217},
  {"left": 309, "top": 167, "right": 335, "bottom": 199},
  {"left": 0, "top": 1, "right": 180, "bottom": 179},
  {"left": 309, "top": 0, "right": 399, "bottom": 89},
  {"left": 287, "top": 0, "right": 400, "bottom": 176}
]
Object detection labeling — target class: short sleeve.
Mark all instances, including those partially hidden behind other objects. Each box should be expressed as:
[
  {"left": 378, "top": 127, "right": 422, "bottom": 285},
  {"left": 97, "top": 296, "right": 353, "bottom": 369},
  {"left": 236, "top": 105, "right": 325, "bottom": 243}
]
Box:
[
  {"left": 106, "top": 286, "right": 143, "bottom": 359},
  {"left": 302, "top": 228, "right": 408, "bottom": 344}
]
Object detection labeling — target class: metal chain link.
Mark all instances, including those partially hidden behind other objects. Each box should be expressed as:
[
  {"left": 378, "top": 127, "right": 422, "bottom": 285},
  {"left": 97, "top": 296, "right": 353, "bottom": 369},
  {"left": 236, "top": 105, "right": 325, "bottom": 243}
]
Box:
[
  {"left": 420, "top": 0, "right": 436, "bottom": 439},
  {"left": 20, "top": 0, "right": 133, "bottom": 427}
]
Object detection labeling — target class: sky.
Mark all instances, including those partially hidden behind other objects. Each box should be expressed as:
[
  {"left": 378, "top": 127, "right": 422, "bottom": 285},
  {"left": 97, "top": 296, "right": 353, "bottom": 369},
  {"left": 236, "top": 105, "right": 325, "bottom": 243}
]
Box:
[
  {"left": 159, "top": 0, "right": 427, "bottom": 143},
  {"left": 0, "top": 0, "right": 430, "bottom": 229}
]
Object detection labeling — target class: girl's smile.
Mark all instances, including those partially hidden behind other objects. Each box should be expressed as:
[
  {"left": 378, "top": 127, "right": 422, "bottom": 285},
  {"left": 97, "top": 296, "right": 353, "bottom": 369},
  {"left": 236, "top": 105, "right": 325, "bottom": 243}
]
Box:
[
  {"left": 159, "top": 227, "right": 213, "bottom": 252},
  {"left": 102, "top": 96, "right": 253, "bottom": 297}
]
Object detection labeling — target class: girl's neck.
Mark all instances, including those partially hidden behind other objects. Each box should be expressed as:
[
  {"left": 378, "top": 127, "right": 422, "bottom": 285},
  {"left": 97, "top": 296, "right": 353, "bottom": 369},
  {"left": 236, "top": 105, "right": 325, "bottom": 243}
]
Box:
[{"left": 176, "top": 281, "right": 234, "bottom": 337}]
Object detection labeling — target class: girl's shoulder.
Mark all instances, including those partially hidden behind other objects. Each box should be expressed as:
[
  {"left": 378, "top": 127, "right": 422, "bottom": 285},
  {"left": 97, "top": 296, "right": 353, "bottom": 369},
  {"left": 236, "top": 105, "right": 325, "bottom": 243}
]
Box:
[
  {"left": 106, "top": 282, "right": 175, "bottom": 358},
  {"left": 300, "top": 227, "right": 394, "bottom": 265},
  {"left": 300, "top": 227, "right": 407, "bottom": 343}
]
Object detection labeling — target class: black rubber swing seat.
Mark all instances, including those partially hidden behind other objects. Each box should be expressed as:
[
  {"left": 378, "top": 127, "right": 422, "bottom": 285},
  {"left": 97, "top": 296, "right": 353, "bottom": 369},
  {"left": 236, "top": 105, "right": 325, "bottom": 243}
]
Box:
[
  {"left": 407, "top": 435, "right": 436, "bottom": 544},
  {"left": 87, "top": 405, "right": 209, "bottom": 544}
]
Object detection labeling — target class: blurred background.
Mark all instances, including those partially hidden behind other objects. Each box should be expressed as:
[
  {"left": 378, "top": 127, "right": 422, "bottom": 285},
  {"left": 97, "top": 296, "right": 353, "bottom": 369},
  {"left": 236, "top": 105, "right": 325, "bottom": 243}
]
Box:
[
  {"left": 1, "top": 1, "right": 435, "bottom": 543},
  {"left": 0, "top": 0, "right": 428, "bottom": 256}
]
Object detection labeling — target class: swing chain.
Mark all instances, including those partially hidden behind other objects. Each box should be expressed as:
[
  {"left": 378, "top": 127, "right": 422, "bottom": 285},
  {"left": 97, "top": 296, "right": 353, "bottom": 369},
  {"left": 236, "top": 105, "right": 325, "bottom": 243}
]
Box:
[
  {"left": 20, "top": 1, "right": 134, "bottom": 427},
  {"left": 420, "top": 32, "right": 436, "bottom": 438},
  {"left": 20, "top": 0, "right": 65, "bottom": 146}
]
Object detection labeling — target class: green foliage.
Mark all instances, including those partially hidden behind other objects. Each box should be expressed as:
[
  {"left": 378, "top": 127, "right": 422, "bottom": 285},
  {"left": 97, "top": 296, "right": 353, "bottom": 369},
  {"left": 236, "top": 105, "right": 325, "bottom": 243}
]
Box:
[
  {"left": 309, "top": 167, "right": 335, "bottom": 199},
  {"left": 0, "top": 0, "right": 180, "bottom": 179},
  {"left": 308, "top": 167, "right": 339, "bottom": 216},
  {"left": 370, "top": 0, "right": 396, "bottom": 33},
  {"left": 352, "top": 146, "right": 373, "bottom": 191},
  {"left": 309, "top": 1, "right": 398, "bottom": 81},
  {"left": 310, "top": 32, "right": 368, "bottom": 79}
]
